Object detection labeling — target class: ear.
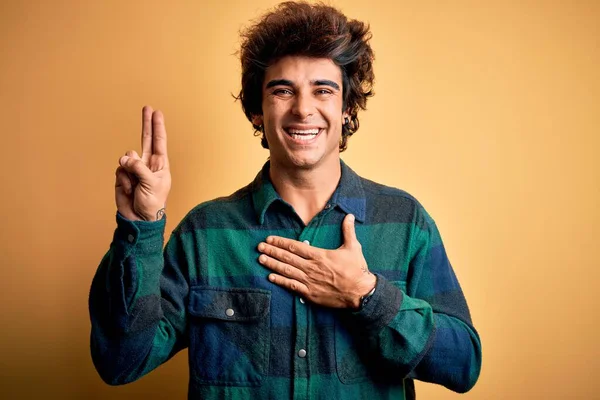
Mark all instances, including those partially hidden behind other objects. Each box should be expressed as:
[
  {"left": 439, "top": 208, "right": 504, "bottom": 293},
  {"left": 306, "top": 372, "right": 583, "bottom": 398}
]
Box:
[{"left": 251, "top": 115, "right": 263, "bottom": 126}]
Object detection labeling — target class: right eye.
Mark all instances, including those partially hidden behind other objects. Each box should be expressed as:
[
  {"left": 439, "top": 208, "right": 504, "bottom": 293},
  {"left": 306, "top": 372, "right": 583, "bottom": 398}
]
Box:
[{"left": 273, "top": 88, "right": 293, "bottom": 96}]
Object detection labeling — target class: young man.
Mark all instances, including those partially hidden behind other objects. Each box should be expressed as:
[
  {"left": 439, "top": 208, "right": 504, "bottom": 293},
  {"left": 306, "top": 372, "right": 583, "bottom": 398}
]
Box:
[{"left": 89, "top": 2, "right": 482, "bottom": 399}]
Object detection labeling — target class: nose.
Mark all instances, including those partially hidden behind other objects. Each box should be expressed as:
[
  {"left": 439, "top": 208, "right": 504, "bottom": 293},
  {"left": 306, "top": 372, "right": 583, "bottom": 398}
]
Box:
[{"left": 291, "top": 92, "right": 314, "bottom": 120}]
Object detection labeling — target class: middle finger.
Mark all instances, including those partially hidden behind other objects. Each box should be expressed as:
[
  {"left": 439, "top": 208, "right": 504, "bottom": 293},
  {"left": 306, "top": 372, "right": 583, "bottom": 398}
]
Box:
[
  {"left": 258, "top": 242, "right": 309, "bottom": 272},
  {"left": 258, "top": 253, "right": 307, "bottom": 282}
]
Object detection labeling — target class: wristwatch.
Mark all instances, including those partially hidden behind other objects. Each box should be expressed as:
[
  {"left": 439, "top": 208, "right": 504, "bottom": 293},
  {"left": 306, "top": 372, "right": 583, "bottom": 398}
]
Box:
[{"left": 357, "top": 277, "right": 377, "bottom": 311}]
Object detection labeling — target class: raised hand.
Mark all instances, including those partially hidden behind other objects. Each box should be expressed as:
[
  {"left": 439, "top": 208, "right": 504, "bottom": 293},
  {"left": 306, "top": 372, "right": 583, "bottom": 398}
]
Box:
[
  {"left": 257, "top": 214, "right": 377, "bottom": 309},
  {"left": 115, "top": 106, "right": 171, "bottom": 221}
]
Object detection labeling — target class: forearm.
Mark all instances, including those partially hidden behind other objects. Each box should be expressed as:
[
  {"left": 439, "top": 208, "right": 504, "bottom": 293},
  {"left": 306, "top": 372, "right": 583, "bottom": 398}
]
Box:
[
  {"left": 347, "top": 275, "right": 481, "bottom": 392},
  {"left": 408, "top": 312, "right": 481, "bottom": 393},
  {"left": 347, "top": 276, "right": 434, "bottom": 376},
  {"left": 89, "top": 213, "right": 187, "bottom": 384}
]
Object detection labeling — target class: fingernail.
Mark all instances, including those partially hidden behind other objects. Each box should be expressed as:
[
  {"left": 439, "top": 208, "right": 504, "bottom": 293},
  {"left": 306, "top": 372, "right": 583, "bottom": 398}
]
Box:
[
  {"left": 258, "top": 243, "right": 265, "bottom": 251},
  {"left": 348, "top": 214, "right": 355, "bottom": 221}
]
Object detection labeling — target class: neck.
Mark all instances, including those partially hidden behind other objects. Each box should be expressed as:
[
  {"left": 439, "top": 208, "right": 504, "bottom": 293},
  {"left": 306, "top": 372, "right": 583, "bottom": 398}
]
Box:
[{"left": 269, "top": 158, "right": 342, "bottom": 225}]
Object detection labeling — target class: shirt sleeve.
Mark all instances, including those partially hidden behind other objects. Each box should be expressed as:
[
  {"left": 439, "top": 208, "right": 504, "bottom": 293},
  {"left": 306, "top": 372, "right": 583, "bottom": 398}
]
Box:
[
  {"left": 349, "top": 206, "right": 482, "bottom": 393},
  {"left": 88, "top": 212, "right": 189, "bottom": 385}
]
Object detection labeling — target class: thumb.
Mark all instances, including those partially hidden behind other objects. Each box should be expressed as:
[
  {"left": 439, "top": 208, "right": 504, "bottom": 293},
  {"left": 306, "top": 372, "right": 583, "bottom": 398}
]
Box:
[{"left": 341, "top": 214, "right": 358, "bottom": 248}]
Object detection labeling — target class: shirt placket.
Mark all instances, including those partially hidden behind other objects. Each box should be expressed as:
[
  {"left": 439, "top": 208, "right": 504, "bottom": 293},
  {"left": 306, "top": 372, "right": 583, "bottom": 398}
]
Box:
[{"left": 292, "top": 203, "right": 334, "bottom": 400}]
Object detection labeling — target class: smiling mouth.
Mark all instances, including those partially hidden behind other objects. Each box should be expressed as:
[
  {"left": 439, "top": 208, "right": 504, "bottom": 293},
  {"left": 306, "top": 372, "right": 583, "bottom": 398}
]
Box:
[{"left": 284, "top": 128, "right": 323, "bottom": 141}]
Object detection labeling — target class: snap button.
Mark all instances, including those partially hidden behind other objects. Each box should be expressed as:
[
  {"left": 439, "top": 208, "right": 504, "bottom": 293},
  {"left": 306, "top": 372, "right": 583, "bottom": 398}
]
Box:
[
  {"left": 298, "top": 349, "right": 307, "bottom": 358},
  {"left": 225, "top": 308, "right": 235, "bottom": 317},
  {"left": 302, "top": 240, "right": 310, "bottom": 245},
  {"left": 127, "top": 234, "right": 135, "bottom": 243},
  {"left": 299, "top": 298, "right": 305, "bottom": 304}
]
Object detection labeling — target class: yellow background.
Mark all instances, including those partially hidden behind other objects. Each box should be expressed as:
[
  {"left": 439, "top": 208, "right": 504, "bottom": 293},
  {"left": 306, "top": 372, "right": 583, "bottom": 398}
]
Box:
[{"left": 1, "top": 0, "right": 598, "bottom": 398}]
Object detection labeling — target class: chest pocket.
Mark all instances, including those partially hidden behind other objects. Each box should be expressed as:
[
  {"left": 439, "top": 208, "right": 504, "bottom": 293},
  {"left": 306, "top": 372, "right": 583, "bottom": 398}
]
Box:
[
  {"left": 188, "top": 286, "right": 271, "bottom": 386},
  {"left": 335, "top": 280, "right": 407, "bottom": 384}
]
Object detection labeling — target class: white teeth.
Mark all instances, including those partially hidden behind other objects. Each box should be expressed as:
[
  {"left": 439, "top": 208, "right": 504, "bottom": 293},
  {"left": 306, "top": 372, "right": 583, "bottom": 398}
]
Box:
[
  {"left": 288, "top": 129, "right": 319, "bottom": 134},
  {"left": 291, "top": 134, "right": 316, "bottom": 141}
]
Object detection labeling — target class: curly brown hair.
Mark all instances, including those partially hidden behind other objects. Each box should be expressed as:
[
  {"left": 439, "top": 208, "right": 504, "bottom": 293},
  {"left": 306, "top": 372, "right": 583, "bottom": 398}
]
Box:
[{"left": 237, "top": 1, "right": 375, "bottom": 152}]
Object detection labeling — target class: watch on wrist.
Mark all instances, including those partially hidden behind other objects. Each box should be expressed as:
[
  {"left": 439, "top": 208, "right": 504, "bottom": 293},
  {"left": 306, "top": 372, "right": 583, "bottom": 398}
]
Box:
[{"left": 357, "top": 277, "right": 377, "bottom": 311}]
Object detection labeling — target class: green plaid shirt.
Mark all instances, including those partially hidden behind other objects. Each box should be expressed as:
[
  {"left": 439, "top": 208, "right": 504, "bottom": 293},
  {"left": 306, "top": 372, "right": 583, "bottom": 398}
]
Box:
[{"left": 89, "top": 160, "right": 481, "bottom": 399}]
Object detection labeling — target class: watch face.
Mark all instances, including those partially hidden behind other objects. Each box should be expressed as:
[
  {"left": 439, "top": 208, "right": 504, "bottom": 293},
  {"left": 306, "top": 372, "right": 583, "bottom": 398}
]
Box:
[
  {"left": 362, "top": 297, "right": 371, "bottom": 308},
  {"left": 359, "top": 286, "right": 376, "bottom": 310},
  {"left": 357, "top": 283, "right": 376, "bottom": 311}
]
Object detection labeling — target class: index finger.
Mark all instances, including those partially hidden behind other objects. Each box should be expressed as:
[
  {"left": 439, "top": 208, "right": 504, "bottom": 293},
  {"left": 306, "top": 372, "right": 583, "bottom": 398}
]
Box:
[
  {"left": 141, "top": 105, "right": 153, "bottom": 163},
  {"left": 151, "top": 109, "right": 168, "bottom": 156},
  {"left": 265, "top": 236, "right": 315, "bottom": 259}
]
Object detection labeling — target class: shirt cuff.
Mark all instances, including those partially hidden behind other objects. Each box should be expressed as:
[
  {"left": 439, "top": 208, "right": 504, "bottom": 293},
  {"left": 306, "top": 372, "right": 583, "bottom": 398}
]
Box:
[
  {"left": 112, "top": 211, "right": 166, "bottom": 254},
  {"left": 349, "top": 274, "right": 403, "bottom": 333}
]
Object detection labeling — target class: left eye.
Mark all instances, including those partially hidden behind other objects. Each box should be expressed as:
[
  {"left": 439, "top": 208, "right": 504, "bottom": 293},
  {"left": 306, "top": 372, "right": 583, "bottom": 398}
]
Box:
[{"left": 316, "top": 89, "right": 331, "bottom": 95}]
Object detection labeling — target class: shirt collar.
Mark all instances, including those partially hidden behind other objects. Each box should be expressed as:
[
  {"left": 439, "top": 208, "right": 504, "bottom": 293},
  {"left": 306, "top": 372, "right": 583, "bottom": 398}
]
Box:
[{"left": 251, "top": 160, "right": 366, "bottom": 225}]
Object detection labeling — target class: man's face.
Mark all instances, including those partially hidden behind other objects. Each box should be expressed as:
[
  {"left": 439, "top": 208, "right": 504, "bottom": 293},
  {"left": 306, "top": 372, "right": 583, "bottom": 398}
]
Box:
[{"left": 253, "top": 56, "right": 348, "bottom": 170}]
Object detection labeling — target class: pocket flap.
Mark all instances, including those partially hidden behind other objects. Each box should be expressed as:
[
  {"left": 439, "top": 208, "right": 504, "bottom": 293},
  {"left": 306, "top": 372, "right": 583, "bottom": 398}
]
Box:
[{"left": 188, "top": 287, "right": 271, "bottom": 322}]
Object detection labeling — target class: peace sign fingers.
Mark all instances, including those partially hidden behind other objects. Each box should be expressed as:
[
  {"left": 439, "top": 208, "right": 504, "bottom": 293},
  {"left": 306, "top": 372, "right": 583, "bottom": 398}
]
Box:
[{"left": 140, "top": 106, "right": 169, "bottom": 167}]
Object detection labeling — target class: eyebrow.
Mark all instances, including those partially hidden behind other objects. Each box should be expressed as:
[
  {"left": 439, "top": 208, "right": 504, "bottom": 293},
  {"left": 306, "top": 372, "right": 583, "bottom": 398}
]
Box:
[
  {"left": 265, "top": 79, "right": 340, "bottom": 91},
  {"left": 314, "top": 79, "right": 340, "bottom": 90},
  {"left": 265, "top": 79, "right": 293, "bottom": 88}
]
